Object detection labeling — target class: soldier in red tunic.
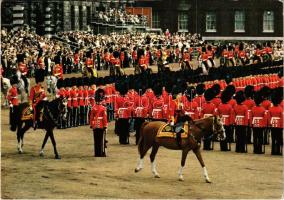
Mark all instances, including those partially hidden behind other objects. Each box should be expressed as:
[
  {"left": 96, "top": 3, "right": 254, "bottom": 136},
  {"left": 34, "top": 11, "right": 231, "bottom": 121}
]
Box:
[
  {"left": 115, "top": 81, "right": 132, "bottom": 144},
  {"left": 53, "top": 64, "right": 63, "bottom": 80},
  {"left": 83, "top": 77, "right": 89, "bottom": 125},
  {"left": 267, "top": 88, "right": 283, "bottom": 155},
  {"left": 7, "top": 75, "right": 19, "bottom": 131},
  {"left": 216, "top": 89, "right": 235, "bottom": 151},
  {"left": 133, "top": 83, "right": 149, "bottom": 145},
  {"left": 29, "top": 69, "right": 47, "bottom": 130},
  {"left": 77, "top": 78, "right": 85, "bottom": 126},
  {"left": 233, "top": 91, "right": 248, "bottom": 153},
  {"left": 251, "top": 92, "right": 267, "bottom": 154},
  {"left": 88, "top": 77, "right": 96, "bottom": 108},
  {"left": 70, "top": 78, "right": 79, "bottom": 127},
  {"left": 64, "top": 78, "right": 72, "bottom": 128},
  {"left": 90, "top": 88, "right": 108, "bottom": 157},
  {"left": 201, "top": 88, "right": 217, "bottom": 150},
  {"left": 193, "top": 83, "right": 206, "bottom": 119},
  {"left": 56, "top": 79, "right": 66, "bottom": 129},
  {"left": 243, "top": 85, "right": 255, "bottom": 144}
]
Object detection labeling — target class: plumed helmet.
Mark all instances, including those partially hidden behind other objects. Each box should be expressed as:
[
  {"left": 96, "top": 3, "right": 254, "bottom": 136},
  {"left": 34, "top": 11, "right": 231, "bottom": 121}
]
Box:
[
  {"left": 35, "top": 69, "right": 45, "bottom": 84},
  {"left": 221, "top": 89, "right": 231, "bottom": 104},
  {"left": 185, "top": 86, "right": 196, "bottom": 101},
  {"left": 10, "top": 75, "right": 19, "bottom": 85},
  {"left": 244, "top": 85, "right": 254, "bottom": 98},
  {"left": 254, "top": 91, "right": 263, "bottom": 105},
  {"left": 235, "top": 91, "right": 245, "bottom": 105},
  {"left": 95, "top": 88, "right": 105, "bottom": 103},
  {"left": 204, "top": 88, "right": 214, "bottom": 102},
  {"left": 196, "top": 83, "right": 205, "bottom": 95}
]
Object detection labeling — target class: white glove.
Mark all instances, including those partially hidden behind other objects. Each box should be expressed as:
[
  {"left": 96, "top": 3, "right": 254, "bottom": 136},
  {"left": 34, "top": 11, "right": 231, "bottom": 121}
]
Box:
[
  {"left": 170, "top": 121, "right": 174, "bottom": 126},
  {"left": 29, "top": 106, "right": 33, "bottom": 111},
  {"left": 9, "top": 104, "right": 13, "bottom": 108}
]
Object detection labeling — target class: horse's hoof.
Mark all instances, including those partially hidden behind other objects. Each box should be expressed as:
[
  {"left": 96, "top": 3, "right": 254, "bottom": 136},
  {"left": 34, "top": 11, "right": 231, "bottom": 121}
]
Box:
[
  {"left": 39, "top": 151, "right": 44, "bottom": 157},
  {"left": 178, "top": 176, "right": 184, "bottom": 181},
  {"left": 55, "top": 155, "right": 61, "bottom": 159},
  {"left": 205, "top": 179, "right": 212, "bottom": 183},
  {"left": 154, "top": 174, "right": 160, "bottom": 178},
  {"left": 134, "top": 168, "right": 141, "bottom": 173}
]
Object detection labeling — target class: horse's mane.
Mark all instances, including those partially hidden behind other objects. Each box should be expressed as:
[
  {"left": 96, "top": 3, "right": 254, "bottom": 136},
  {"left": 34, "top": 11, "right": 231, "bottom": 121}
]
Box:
[{"left": 46, "top": 98, "right": 61, "bottom": 114}]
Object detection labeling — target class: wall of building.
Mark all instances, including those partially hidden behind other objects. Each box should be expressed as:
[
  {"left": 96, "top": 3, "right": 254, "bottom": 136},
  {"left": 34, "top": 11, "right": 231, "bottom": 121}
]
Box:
[{"left": 135, "top": 0, "right": 283, "bottom": 39}]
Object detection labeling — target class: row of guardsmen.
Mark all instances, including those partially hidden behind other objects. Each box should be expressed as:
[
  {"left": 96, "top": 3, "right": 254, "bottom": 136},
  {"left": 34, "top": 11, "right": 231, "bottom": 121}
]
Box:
[{"left": 53, "top": 75, "right": 283, "bottom": 155}]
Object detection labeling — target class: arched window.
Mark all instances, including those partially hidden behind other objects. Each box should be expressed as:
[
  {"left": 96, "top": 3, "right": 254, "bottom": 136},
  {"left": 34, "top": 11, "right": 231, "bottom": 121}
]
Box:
[{"left": 263, "top": 11, "right": 274, "bottom": 32}]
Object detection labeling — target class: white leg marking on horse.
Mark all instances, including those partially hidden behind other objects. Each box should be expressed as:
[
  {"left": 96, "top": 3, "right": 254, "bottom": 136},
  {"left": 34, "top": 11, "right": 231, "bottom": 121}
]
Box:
[
  {"left": 151, "top": 161, "right": 160, "bottom": 178},
  {"left": 17, "top": 140, "right": 23, "bottom": 153},
  {"left": 135, "top": 158, "right": 144, "bottom": 173},
  {"left": 203, "top": 167, "right": 211, "bottom": 183},
  {"left": 39, "top": 149, "right": 44, "bottom": 157},
  {"left": 178, "top": 166, "right": 184, "bottom": 181}
]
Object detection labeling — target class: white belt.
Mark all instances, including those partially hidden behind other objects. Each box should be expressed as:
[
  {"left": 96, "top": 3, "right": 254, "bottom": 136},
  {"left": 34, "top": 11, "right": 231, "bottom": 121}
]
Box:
[
  {"left": 252, "top": 117, "right": 263, "bottom": 124},
  {"left": 222, "top": 115, "right": 229, "bottom": 118},
  {"left": 185, "top": 111, "right": 194, "bottom": 115},
  {"left": 271, "top": 117, "right": 280, "bottom": 123},
  {"left": 68, "top": 98, "right": 71, "bottom": 100},
  {"left": 236, "top": 115, "right": 244, "bottom": 118},
  {"left": 204, "top": 114, "right": 213, "bottom": 118},
  {"left": 96, "top": 117, "right": 103, "bottom": 119},
  {"left": 72, "top": 98, "right": 77, "bottom": 100},
  {"left": 153, "top": 109, "right": 162, "bottom": 112}
]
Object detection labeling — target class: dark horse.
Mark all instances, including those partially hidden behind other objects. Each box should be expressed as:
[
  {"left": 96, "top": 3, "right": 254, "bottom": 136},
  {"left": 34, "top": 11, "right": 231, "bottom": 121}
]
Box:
[
  {"left": 10, "top": 97, "right": 67, "bottom": 159},
  {"left": 135, "top": 116, "right": 226, "bottom": 182}
]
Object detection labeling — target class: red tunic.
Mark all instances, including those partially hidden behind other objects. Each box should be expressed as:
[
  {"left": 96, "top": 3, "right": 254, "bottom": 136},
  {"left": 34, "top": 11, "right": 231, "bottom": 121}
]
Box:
[
  {"left": 56, "top": 88, "right": 66, "bottom": 98},
  {"left": 88, "top": 89, "right": 96, "bottom": 107},
  {"left": 70, "top": 88, "right": 78, "bottom": 107},
  {"left": 134, "top": 94, "right": 149, "bottom": 118},
  {"left": 83, "top": 89, "right": 89, "bottom": 106},
  {"left": 201, "top": 101, "right": 217, "bottom": 118},
  {"left": 29, "top": 84, "right": 46, "bottom": 106},
  {"left": 90, "top": 104, "right": 108, "bottom": 129},
  {"left": 216, "top": 103, "right": 235, "bottom": 125},
  {"left": 182, "top": 97, "right": 199, "bottom": 120},
  {"left": 267, "top": 106, "right": 283, "bottom": 128},
  {"left": 7, "top": 86, "right": 19, "bottom": 106},
  {"left": 115, "top": 95, "right": 133, "bottom": 119},
  {"left": 211, "top": 97, "right": 221, "bottom": 107},
  {"left": 233, "top": 104, "right": 249, "bottom": 126},
  {"left": 193, "top": 95, "right": 206, "bottom": 119},
  {"left": 53, "top": 64, "right": 63, "bottom": 79},
  {"left": 251, "top": 106, "right": 268, "bottom": 127},
  {"left": 18, "top": 63, "right": 28, "bottom": 76}
]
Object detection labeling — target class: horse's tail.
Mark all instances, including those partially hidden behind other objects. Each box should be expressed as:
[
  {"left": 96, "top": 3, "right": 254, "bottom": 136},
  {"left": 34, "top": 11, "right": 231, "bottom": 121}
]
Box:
[{"left": 138, "top": 121, "right": 149, "bottom": 156}]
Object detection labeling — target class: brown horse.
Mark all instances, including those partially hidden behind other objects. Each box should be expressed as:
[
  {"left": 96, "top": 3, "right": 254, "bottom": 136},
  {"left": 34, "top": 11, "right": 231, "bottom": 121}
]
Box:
[{"left": 135, "top": 116, "right": 226, "bottom": 182}]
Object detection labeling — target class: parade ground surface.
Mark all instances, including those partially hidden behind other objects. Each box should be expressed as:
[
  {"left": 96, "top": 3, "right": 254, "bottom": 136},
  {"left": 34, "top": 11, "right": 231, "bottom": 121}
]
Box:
[{"left": 1, "top": 64, "right": 283, "bottom": 199}]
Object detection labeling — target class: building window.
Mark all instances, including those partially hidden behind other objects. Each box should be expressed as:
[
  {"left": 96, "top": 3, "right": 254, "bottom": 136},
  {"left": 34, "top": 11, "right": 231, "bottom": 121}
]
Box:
[
  {"left": 234, "top": 10, "right": 245, "bottom": 32},
  {"left": 206, "top": 12, "right": 216, "bottom": 32},
  {"left": 152, "top": 11, "right": 160, "bottom": 28},
  {"left": 178, "top": 12, "right": 188, "bottom": 31},
  {"left": 263, "top": 11, "right": 274, "bottom": 32}
]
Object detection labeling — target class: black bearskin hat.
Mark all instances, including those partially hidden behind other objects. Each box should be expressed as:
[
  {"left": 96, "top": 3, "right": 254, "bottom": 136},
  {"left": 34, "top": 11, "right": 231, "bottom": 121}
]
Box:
[
  {"left": 64, "top": 78, "right": 71, "bottom": 87},
  {"left": 235, "top": 91, "right": 245, "bottom": 105},
  {"left": 244, "top": 85, "right": 254, "bottom": 98},
  {"left": 83, "top": 77, "right": 89, "bottom": 86},
  {"left": 225, "top": 85, "right": 236, "bottom": 96},
  {"left": 56, "top": 79, "right": 64, "bottom": 89},
  {"left": 204, "top": 88, "right": 214, "bottom": 102},
  {"left": 185, "top": 86, "right": 196, "bottom": 101},
  {"left": 211, "top": 83, "right": 221, "bottom": 97},
  {"left": 196, "top": 83, "right": 205, "bottom": 95},
  {"left": 71, "top": 77, "right": 77, "bottom": 87},
  {"left": 95, "top": 88, "right": 105, "bottom": 103},
  {"left": 89, "top": 77, "right": 96, "bottom": 86},
  {"left": 271, "top": 87, "right": 283, "bottom": 106},
  {"left": 35, "top": 69, "right": 45, "bottom": 84},
  {"left": 113, "top": 51, "right": 120, "bottom": 58},
  {"left": 10, "top": 75, "right": 19, "bottom": 85},
  {"left": 254, "top": 91, "right": 263, "bottom": 106},
  {"left": 259, "top": 86, "right": 271, "bottom": 99},
  {"left": 221, "top": 89, "right": 231, "bottom": 104},
  {"left": 153, "top": 83, "right": 163, "bottom": 97}
]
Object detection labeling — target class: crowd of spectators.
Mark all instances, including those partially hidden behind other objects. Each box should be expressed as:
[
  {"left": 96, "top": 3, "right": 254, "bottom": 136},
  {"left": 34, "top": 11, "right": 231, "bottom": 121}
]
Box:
[{"left": 95, "top": 8, "right": 148, "bottom": 26}]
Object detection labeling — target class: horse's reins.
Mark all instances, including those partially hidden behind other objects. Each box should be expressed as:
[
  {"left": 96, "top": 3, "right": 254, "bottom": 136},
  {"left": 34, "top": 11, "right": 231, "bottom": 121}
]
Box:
[{"left": 188, "top": 117, "right": 215, "bottom": 142}]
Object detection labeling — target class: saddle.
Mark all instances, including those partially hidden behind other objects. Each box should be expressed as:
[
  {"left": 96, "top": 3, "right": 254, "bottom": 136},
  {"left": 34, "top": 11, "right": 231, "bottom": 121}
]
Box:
[
  {"left": 157, "top": 122, "right": 190, "bottom": 139},
  {"left": 21, "top": 107, "right": 33, "bottom": 121}
]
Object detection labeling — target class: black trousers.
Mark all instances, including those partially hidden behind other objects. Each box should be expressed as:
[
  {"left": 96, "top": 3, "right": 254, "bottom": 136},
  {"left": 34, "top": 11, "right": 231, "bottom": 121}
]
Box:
[
  {"left": 9, "top": 106, "right": 19, "bottom": 131},
  {"left": 220, "top": 125, "right": 231, "bottom": 151},
  {"left": 246, "top": 127, "right": 252, "bottom": 144},
  {"left": 79, "top": 106, "right": 85, "bottom": 125},
  {"left": 134, "top": 118, "right": 145, "bottom": 145},
  {"left": 235, "top": 126, "right": 247, "bottom": 153},
  {"left": 116, "top": 118, "right": 130, "bottom": 144},
  {"left": 67, "top": 107, "right": 72, "bottom": 128},
  {"left": 93, "top": 128, "right": 106, "bottom": 157},
  {"left": 253, "top": 127, "right": 265, "bottom": 154},
  {"left": 72, "top": 107, "right": 78, "bottom": 127},
  {"left": 271, "top": 128, "right": 283, "bottom": 155}
]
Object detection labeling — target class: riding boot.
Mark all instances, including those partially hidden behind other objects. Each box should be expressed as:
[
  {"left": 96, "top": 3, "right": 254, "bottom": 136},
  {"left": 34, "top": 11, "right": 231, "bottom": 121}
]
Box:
[{"left": 176, "top": 130, "right": 183, "bottom": 148}]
